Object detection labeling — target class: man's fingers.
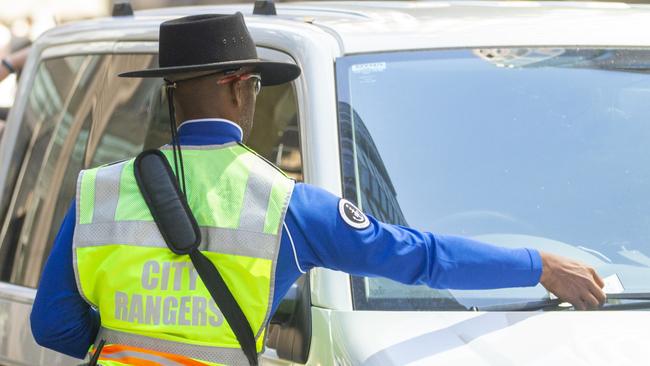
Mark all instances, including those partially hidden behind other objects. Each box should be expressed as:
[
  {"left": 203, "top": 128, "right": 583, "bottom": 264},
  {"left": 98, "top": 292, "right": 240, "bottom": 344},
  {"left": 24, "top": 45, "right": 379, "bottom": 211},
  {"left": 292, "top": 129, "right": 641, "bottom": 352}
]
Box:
[
  {"left": 590, "top": 267, "right": 605, "bottom": 288},
  {"left": 580, "top": 292, "right": 600, "bottom": 310},
  {"left": 588, "top": 281, "right": 607, "bottom": 305},
  {"left": 572, "top": 298, "right": 586, "bottom": 311},
  {"left": 587, "top": 267, "right": 607, "bottom": 305},
  {"left": 566, "top": 293, "right": 586, "bottom": 310}
]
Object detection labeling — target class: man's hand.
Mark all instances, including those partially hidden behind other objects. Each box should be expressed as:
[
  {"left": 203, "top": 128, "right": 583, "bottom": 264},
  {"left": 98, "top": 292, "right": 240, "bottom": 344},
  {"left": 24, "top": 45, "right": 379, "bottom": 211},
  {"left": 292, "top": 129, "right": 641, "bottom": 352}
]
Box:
[{"left": 539, "top": 251, "right": 606, "bottom": 310}]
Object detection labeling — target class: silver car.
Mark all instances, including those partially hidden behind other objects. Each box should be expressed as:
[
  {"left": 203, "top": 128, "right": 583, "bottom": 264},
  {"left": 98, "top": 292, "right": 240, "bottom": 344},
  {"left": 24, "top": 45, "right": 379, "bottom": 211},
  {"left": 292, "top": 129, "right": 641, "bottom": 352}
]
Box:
[{"left": 2, "top": 1, "right": 650, "bottom": 365}]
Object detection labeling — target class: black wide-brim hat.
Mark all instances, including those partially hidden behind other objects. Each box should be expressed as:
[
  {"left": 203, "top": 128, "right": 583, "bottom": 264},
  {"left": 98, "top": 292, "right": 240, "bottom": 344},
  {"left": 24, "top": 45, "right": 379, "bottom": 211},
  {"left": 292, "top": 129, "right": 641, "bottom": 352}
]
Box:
[{"left": 119, "top": 13, "right": 301, "bottom": 86}]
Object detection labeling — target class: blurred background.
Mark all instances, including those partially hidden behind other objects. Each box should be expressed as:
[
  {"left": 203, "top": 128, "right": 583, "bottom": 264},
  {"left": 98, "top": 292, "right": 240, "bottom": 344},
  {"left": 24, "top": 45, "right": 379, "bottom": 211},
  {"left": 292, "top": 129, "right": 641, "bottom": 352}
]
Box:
[{"left": 0, "top": 0, "right": 260, "bottom": 109}]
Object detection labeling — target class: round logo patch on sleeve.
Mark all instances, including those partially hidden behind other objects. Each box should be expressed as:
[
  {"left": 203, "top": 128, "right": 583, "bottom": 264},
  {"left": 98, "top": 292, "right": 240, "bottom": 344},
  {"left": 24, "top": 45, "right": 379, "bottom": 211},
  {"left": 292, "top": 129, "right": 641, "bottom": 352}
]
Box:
[{"left": 338, "top": 199, "right": 370, "bottom": 230}]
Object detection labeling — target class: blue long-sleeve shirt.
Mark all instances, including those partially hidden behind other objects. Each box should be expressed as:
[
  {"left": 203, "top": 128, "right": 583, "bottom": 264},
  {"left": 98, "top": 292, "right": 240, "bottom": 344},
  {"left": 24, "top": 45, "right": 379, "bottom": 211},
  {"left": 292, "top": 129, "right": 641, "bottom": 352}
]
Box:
[{"left": 31, "top": 119, "right": 542, "bottom": 359}]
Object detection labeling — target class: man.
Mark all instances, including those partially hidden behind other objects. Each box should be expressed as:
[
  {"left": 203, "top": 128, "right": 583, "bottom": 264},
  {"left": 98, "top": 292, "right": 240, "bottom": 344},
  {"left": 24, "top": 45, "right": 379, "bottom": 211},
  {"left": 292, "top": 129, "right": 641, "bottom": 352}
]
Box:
[
  {"left": 31, "top": 13, "right": 606, "bottom": 366},
  {"left": 0, "top": 45, "right": 30, "bottom": 82}
]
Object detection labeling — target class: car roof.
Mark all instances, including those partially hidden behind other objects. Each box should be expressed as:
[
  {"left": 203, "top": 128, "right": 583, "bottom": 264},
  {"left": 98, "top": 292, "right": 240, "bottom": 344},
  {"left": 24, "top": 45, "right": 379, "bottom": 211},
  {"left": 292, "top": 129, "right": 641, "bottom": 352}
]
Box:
[{"left": 41, "top": 1, "right": 650, "bottom": 55}]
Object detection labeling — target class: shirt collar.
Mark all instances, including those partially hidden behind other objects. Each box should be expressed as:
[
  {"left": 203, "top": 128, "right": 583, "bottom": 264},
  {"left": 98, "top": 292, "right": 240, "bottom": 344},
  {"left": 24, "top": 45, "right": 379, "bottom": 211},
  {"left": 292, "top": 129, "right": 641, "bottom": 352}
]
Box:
[{"left": 176, "top": 118, "right": 243, "bottom": 145}]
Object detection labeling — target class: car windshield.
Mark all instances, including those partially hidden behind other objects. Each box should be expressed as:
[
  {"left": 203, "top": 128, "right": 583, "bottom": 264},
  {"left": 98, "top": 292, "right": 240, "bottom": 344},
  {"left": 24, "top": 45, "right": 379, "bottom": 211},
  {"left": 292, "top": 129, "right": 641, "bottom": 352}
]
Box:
[{"left": 336, "top": 48, "right": 650, "bottom": 311}]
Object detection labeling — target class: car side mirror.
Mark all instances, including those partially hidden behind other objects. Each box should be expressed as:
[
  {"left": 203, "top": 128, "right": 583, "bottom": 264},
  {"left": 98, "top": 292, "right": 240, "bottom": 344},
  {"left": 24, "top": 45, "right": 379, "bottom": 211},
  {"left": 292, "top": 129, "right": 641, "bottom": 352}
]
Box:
[
  {"left": 270, "top": 283, "right": 299, "bottom": 325},
  {"left": 266, "top": 274, "right": 311, "bottom": 363}
]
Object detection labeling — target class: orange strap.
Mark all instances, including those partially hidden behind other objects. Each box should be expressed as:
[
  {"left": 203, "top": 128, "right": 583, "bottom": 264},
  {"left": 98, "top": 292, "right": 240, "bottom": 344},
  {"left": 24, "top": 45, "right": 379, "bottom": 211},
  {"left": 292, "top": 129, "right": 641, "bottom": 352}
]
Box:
[{"left": 95, "top": 344, "right": 209, "bottom": 366}]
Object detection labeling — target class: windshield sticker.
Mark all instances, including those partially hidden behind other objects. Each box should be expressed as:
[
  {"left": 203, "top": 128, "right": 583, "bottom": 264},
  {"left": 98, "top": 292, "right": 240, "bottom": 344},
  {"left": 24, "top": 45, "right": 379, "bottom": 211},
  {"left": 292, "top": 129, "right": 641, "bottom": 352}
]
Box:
[
  {"left": 351, "top": 62, "right": 386, "bottom": 74},
  {"left": 351, "top": 62, "right": 386, "bottom": 84},
  {"left": 339, "top": 199, "right": 370, "bottom": 230}
]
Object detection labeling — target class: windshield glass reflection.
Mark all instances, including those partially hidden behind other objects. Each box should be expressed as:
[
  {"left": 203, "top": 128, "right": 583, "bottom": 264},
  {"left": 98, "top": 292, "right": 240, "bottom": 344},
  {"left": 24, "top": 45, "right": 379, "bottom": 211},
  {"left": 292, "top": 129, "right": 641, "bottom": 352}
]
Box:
[{"left": 337, "top": 48, "right": 650, "bottom": 310}]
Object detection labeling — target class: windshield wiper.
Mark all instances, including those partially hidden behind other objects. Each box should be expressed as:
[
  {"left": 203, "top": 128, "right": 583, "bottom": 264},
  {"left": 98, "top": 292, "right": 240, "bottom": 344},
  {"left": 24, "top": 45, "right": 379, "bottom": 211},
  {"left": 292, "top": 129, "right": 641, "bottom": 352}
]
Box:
[{"left": 470, "top": 293, "right": 650, "bottom": 311}]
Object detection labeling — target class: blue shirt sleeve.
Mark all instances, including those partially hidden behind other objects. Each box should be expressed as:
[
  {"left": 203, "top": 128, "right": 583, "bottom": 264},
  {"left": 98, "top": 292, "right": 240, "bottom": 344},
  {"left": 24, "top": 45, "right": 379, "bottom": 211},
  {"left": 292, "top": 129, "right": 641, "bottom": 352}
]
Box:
[
  {"left": 287, "top": 183, "right": 542, "bottom": 289},
  {"left": 30, "top": 200, "right": 99, "bottom": 359}
]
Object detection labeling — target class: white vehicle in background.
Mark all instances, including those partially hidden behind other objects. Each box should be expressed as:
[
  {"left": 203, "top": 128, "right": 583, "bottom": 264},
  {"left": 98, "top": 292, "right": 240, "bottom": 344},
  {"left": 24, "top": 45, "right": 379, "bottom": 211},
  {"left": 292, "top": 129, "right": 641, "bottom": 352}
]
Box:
[{"left": 1, "top": 1, "right": 650, "bottom": 365}]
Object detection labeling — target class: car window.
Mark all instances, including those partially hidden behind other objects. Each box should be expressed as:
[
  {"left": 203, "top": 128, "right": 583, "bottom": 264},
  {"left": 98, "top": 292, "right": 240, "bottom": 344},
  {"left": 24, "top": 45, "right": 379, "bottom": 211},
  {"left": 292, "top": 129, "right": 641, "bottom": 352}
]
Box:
[
  {"left": 44, "top": 113, "right": 93, "bottom": 260},
  {"left": 86, "top": 54, "right": 303, "bottom": 177},
  {"left": 0, "top": 51, "right": 302, "bottom": 288},
  {"left": 248, "top": 82, "right": 302, "bottom": 181},
  {"left": 0, "top": 55, "right": 98, "bottom": 284},
  {"left": 85, "top": 54, "right": 168, "bottom": 166}
]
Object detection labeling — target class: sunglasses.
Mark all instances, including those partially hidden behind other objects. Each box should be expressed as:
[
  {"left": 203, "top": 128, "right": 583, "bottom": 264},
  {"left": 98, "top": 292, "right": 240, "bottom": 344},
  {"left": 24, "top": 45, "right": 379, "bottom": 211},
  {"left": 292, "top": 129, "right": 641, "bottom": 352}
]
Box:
[{"left": 217, "top": 71, "right": 262, "bottom": 95}]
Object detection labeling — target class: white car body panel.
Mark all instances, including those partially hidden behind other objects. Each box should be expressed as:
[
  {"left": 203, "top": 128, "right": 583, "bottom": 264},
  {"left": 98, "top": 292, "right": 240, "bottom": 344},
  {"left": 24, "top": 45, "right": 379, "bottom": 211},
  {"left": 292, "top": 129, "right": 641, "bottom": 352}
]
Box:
[
  {"left": 321, "top": 309, "right": 650, "bottom": 365},
  {"left": 0, "top": 283, "right": 78, "bottom": 366}
]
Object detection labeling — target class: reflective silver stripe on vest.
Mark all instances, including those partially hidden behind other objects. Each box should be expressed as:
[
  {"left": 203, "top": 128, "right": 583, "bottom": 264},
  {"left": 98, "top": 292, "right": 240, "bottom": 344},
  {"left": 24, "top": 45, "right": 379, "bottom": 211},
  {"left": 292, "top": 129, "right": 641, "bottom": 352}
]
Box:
[
  {"left": 96, "top": 327, "right": 250, "bottom": 366},
  {"left": 159, "top": 142, "right": 238, "bottom": 151},
  {"left": 74, "top": 222, "right": 276, "bottom": 259},
  {"left": 93, "top": 162, "right": 126, "bottom": 223},
  {"left": 100, "top": 350, "right": 185, "bottom": 366},
  {"left": 256, "top": 178, "right": 294, "bottom": 339},
  {"left": 239, "top": 168, "right": 273, "bottom": 232}
]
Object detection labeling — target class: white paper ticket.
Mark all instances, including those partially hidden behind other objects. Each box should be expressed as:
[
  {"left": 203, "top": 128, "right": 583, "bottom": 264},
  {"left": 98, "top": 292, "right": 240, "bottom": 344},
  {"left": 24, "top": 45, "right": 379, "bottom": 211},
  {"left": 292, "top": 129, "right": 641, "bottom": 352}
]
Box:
[{"left": 602, "top": 273, "right": 624, "bottom": 294}]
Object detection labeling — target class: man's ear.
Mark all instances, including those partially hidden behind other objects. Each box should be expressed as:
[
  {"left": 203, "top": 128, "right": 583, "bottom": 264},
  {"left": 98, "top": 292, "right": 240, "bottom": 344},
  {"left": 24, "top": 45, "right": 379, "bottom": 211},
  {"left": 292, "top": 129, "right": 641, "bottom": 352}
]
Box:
[{"left": 230, "top": 80, "right": 243, "bottom": 107}]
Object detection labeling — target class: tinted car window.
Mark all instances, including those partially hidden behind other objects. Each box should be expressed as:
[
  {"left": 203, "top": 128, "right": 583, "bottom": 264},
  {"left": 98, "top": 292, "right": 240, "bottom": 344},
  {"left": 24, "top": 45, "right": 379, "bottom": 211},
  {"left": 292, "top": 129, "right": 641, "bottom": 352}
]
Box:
[
  {"left": 86, "top": 55, "right": 302, "bottom": 176},
  {"left": 44, "top": 113, "right": 93, "bottom": 258},
  {"left": 86, "top": 54, "right": 168, "bottom": 166},
  {"left": 249, "top": 82, "right": 302, "bottom": 181},
  {"left": 0, "top": 52, "right": 302, "bottom": 287},
  {"left": 0, "top": 55, "right": 97, "bottom": 284}
]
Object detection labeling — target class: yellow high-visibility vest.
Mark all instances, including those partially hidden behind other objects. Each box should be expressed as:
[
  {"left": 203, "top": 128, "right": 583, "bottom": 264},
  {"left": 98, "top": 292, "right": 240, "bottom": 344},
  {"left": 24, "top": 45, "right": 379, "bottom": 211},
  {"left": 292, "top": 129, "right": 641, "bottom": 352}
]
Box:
[{"left": 73, "top": 143, "right": 294, "bottom": 366}]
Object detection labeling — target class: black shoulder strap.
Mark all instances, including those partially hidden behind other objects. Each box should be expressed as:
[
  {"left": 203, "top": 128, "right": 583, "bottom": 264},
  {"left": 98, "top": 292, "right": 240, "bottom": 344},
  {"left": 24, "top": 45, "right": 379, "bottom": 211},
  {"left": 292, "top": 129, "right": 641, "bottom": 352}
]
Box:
[{"left": 134, "top": 149, "right": 259, "bottom": 366}]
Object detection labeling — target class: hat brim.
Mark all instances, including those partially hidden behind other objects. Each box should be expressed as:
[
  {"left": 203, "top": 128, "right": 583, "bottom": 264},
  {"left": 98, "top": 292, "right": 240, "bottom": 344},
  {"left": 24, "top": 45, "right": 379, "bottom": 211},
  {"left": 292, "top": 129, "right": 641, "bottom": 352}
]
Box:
[{"left": 118, "top": 59, "right": 301, "bottom": 86}]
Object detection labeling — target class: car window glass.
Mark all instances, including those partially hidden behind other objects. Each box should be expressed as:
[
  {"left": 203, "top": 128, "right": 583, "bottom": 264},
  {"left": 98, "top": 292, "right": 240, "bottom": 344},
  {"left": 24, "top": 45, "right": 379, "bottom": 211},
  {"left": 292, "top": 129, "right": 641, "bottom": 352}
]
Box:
[
  {"left": 85, "top": 54, "right": 168, "bottom": 166},
  {"left": 338, "top": 48, "right": 650, "bottom": 310},
  {"left": 44, "top": 113, "right": 93, "bottom": 258},
  {"left": 0, "top": 55, "right": 97, "bottom": 285},
  {"left": 0, "top": 57, "right": 84, "bottom": 217},
  {"left": 86, "top": 55, "right": 302, "bottom": 179},
  {"left": 248, "top": 82, "right": 302, "bottom": 181},
  {"left": 0, "top": 51, "right": 302, "bottom": 288}
]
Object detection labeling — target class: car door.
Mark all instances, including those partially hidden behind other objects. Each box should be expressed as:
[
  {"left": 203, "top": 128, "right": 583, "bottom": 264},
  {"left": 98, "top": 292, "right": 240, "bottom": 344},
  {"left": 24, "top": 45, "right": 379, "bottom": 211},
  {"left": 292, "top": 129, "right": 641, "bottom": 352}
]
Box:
[{"left": 0, "top": 40, "right": 310, "bottom": 365}]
